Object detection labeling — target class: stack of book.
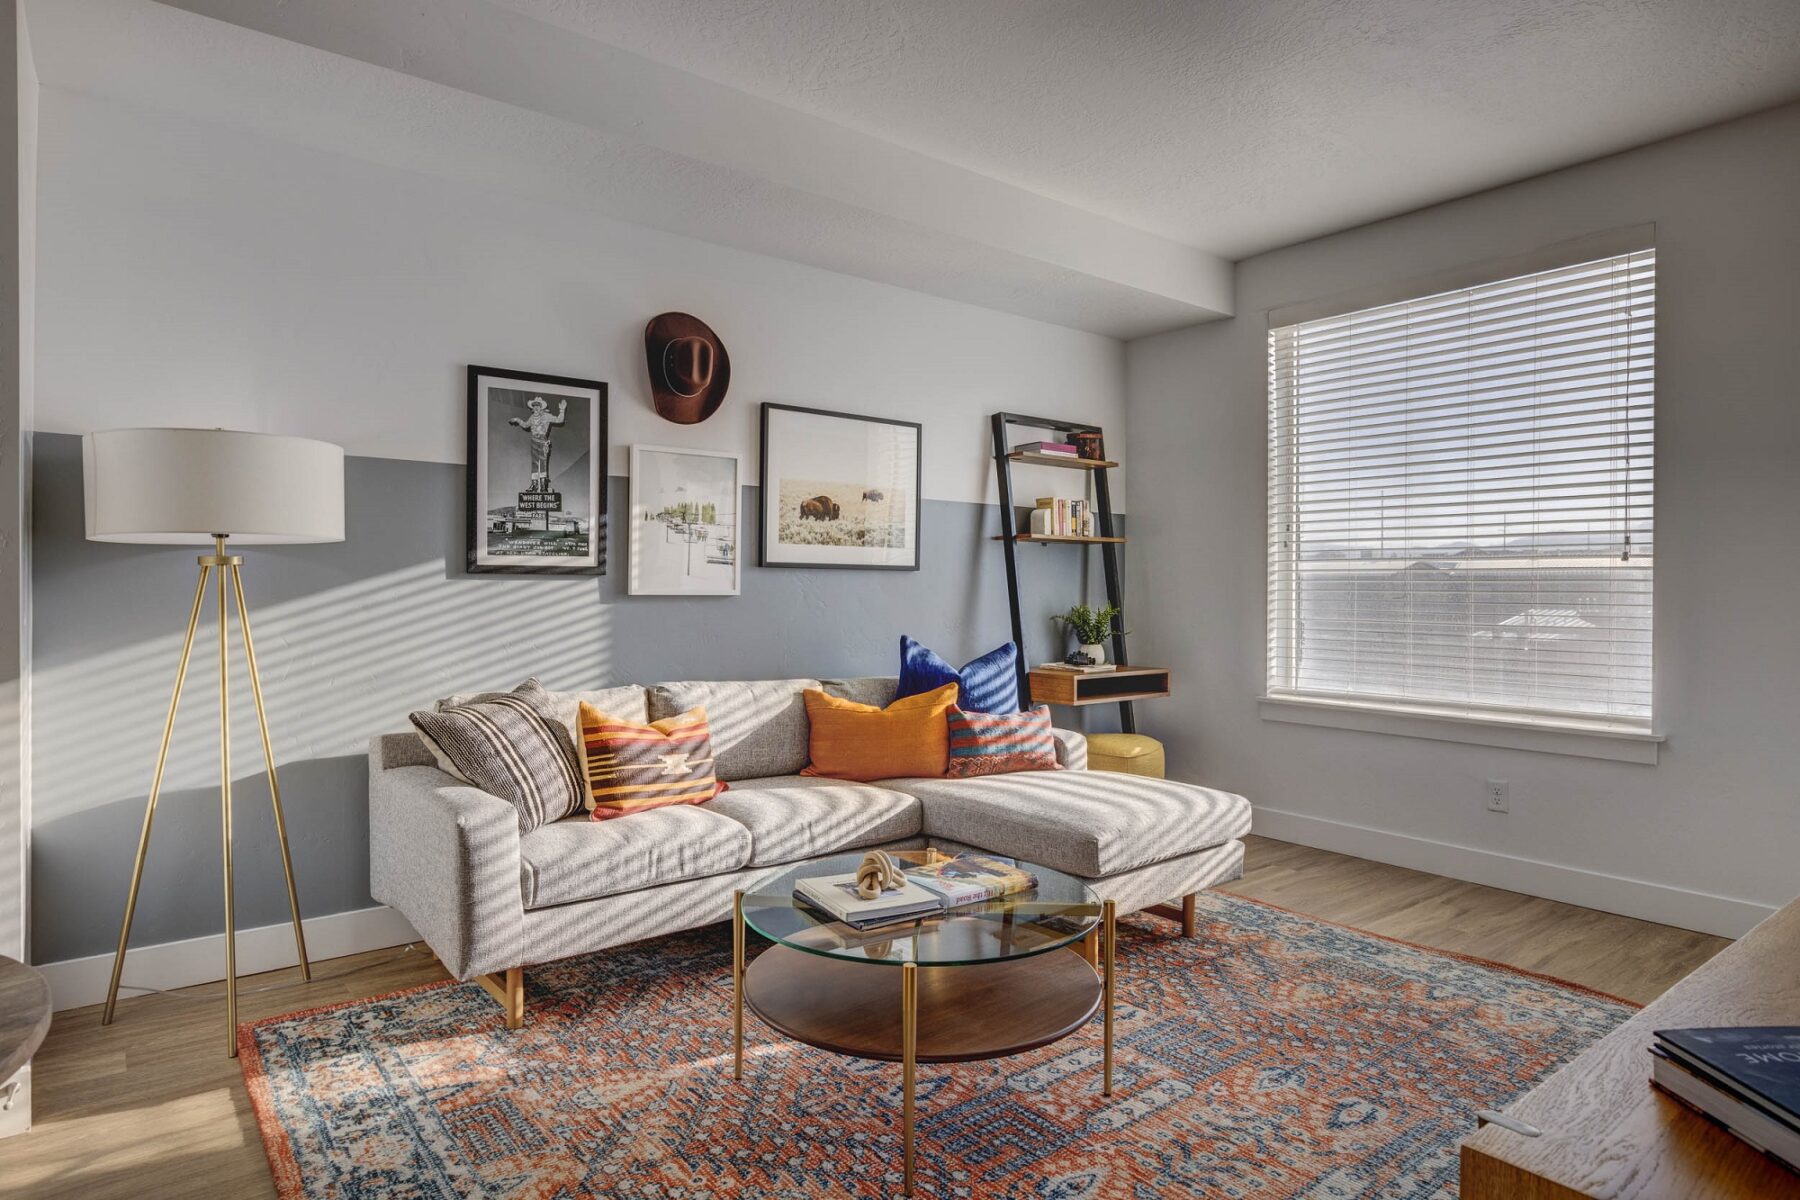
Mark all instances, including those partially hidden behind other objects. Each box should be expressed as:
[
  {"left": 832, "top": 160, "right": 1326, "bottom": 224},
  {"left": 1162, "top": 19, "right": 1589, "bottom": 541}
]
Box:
[
  {"left": 794, "top": 854, "right": 1040, "bottom": 929},
  {"left": 1029, "top": 497, "right": 1095, "bottom": 538},
  {"left": 1038, "top": 660, "right": 1116, "bottom": 674},
  {"left": 1650, "top": 1026, "right": 1800, "bottom": 1172},
  {"left": 1014, "top": 440, "right": 1079, "bottom": 458}
]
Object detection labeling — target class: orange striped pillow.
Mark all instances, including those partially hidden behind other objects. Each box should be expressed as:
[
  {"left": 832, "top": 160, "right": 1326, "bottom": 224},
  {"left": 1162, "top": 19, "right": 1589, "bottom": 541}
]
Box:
[
  {"left": 800, "top": 683, "right": 958, "bottom": 782},
  {"left": 577, "top": 702, "right": 724, "bottom": 820}
]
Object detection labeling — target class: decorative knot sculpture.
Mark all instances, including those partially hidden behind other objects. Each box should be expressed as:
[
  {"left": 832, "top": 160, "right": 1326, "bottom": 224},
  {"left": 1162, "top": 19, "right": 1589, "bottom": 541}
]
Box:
[{"left": 854, "top": 849, "right": 907, "bottom": 900}]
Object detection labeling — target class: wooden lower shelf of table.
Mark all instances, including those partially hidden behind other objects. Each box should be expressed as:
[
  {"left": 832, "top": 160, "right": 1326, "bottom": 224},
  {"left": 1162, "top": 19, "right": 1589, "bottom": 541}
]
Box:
[
  {"left": 1029, "top": 666, "right": 1170, "bottom": 707},
  {"left": 743, "top": 945, "right": 1101, "bottom": 1064},
  {"left": 1460, "top": 896, "right": 1800, "bottom": 1199}
]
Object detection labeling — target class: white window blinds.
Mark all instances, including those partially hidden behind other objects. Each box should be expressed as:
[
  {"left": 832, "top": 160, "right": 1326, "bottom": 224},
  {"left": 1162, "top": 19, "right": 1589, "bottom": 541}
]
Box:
[{"left": 1268, "top": 248, "right": 1655, "bottom": 727}]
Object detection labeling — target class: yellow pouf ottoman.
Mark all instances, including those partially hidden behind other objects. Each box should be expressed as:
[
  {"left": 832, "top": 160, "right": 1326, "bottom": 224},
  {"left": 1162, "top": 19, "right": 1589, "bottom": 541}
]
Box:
[{"left": 1086, "top": 733, "right": 1165, "bottom": 778}]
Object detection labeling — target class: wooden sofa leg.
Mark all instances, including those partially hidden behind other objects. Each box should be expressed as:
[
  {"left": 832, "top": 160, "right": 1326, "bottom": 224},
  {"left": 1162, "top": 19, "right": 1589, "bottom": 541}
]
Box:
[
  {"left": 476, "top": 967, "right": 526, "bottom": 1029},
  {"left": 1146, "top": 893, "right": 1200, "bottom": 938}
]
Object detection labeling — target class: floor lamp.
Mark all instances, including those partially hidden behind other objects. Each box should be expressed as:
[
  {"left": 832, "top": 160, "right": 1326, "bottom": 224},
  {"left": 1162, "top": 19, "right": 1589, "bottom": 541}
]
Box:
[{"left": 84, "top": 428, "right": 345, "bottom": 1057}]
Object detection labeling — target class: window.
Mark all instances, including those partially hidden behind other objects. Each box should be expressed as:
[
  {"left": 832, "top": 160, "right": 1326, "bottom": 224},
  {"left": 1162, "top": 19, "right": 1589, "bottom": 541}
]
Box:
[{"left": 1267, "top": 248, "right": 1654, "bottom": 729}]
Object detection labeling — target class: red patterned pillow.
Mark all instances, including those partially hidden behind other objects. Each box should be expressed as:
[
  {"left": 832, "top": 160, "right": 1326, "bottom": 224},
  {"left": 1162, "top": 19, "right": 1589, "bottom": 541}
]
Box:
[
  {"left": 578, "top": 702, "right": 725, "bottom": 819},
  {"left": 945, "top": 705, "right": 1061, "bottom": 778}
]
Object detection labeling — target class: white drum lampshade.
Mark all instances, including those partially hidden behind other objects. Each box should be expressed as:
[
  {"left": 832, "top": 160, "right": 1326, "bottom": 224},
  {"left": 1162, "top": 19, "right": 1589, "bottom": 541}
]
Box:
[{"left": 83, "top": 428, "right": 345, "bottom": 545}]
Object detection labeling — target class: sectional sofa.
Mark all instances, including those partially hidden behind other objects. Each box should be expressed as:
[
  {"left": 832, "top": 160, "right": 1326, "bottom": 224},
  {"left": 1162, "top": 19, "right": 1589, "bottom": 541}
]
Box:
[{"left": 369, "top": 675, "right": 1252, "bottom": 1025}]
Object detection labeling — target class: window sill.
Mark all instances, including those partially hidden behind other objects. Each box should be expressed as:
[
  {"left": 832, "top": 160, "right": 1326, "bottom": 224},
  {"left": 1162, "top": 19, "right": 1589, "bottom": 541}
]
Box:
[{"left": 1257, "top": 694, "right": 1661, "bottom": 764}]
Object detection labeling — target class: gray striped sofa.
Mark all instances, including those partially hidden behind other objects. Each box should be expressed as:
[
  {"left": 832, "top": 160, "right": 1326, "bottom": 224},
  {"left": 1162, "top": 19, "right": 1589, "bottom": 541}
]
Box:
[{"left": 369, "top": 675, "right": 1251, "bottom": 1026}]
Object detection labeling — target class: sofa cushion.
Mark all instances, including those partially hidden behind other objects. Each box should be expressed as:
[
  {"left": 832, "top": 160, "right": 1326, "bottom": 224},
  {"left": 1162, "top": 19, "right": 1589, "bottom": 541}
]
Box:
[
  {"left": 801, "top": 684, "right": 957, "bottom": 782},
  {"left": 947, "top": 705, "right": 1060, "bottom": 778},
  {"left": 518, "top": 804, "right": 753, "bottom": 908},
  {"left": 820, "top": 676, "right": 899, "bottom": 708},
  {"left": 648, "top": 679, "right": 820, "bottom": 781},
  {"left": 577, "top": 702, "right": 724, "bottom": 819},
  {"left": 704, "top": 775, "right": 922, "bottom": 866},
  {"left": 409, "top": 679, "right": 583, "bottom": 834},
  {"left": 879, "top": 771, "right": 1251, "bottom": 878},
  {"left": 897, "top": 636, "right": 1020, "bottom": 713},
  {"left": 440, "top": 683, "right": 650, "bottom": 737}
]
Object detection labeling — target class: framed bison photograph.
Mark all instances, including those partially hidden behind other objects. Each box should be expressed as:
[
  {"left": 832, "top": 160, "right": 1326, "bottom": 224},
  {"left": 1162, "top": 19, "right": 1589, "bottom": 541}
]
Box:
[{"left": 759, "top": 402, "right": 922, "bottom": 570}]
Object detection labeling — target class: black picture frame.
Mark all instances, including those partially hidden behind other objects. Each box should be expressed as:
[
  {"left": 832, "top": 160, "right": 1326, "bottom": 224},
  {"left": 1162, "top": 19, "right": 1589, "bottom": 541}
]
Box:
[
  {"left": 465, "top": 364, "right": 608, "bottom": 575},
  {"left": 758, "top": 402, "right": 923, "bottom": 571}
]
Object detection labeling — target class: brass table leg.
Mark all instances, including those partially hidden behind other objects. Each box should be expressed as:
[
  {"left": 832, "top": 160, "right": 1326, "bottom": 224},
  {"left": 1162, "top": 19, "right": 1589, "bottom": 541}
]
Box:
[
  {"left": 901, "top": 960, "right": 917, "bottom": 1197},
  {"left": 1103, "top": 899, "right": 1116, "bottom": 1096},
  {"left": 732, "top": 889, "right": 745, "bottom": 1080}
]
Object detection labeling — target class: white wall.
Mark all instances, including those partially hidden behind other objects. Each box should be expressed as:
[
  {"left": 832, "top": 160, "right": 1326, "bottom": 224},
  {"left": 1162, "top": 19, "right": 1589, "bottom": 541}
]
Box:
[
  {"left": 1127, "top": 102, "right": 1800, "bottom": 938},
  {"left": 33, "top": 86, "right": 1125, "bottom": 510}
]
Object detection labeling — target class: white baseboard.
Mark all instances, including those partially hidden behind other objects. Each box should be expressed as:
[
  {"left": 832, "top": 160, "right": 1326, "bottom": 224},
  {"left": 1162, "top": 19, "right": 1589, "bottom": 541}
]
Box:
[
  {"left": 37, "top": 905, "right": 421, "bottom": 1013},
  {"left": 1251, "top": 807, "right": 1775, "bottom": 940}
]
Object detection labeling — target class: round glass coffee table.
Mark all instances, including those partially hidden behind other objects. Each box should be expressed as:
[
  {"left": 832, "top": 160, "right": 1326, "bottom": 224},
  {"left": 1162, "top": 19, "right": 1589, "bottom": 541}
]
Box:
[{"left": 732, "top": 849, "right": 1117, "bottom": 1197}]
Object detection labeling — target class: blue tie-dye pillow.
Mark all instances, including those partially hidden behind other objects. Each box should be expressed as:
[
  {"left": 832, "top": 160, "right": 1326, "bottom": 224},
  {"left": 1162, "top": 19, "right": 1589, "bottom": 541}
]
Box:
[{"left": 896, "top": 635, "right": 1020, "bottom": 714}]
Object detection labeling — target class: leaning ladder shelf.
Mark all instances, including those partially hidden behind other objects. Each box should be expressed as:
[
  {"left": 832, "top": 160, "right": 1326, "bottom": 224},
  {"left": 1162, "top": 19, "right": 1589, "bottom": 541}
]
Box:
[{"left": 991, "top": 412, "right": 1152, "bottom": 734}]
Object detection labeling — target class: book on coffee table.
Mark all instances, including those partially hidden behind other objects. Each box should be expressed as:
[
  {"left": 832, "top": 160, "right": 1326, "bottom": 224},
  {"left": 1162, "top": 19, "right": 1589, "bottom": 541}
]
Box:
[{"left": 793, "top": 873, "right": 944, "bottom": 929}]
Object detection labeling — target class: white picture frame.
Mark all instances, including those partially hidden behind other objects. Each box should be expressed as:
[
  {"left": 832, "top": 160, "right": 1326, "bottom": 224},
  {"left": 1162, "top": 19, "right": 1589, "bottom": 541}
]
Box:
[{"left": 628, "top": 445, "right": 743, "bottom": 596}]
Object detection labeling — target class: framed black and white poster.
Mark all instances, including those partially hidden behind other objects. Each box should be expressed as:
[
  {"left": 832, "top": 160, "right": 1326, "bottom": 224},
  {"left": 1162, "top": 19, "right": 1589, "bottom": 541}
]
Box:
[
  {"left": 466, "top": 365, "right": 607, "bottom": 575},
  {"left": 629, "top": 445, "right": 742, "bottom": 595},
  {"left": 759, "top": 403, "right": 922, "bottom": 570}
]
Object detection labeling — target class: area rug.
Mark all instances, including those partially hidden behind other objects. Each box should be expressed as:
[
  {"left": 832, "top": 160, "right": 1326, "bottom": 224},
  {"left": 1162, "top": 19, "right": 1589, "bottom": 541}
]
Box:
[{"left": 240, "top": 892, "right": 1634, "bottom": 1199}]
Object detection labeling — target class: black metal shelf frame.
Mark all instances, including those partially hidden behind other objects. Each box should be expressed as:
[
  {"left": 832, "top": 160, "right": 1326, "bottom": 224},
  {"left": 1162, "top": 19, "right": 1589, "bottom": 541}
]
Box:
[{"left": 990, "top": 411, "right": 1134, "bottom": 734}]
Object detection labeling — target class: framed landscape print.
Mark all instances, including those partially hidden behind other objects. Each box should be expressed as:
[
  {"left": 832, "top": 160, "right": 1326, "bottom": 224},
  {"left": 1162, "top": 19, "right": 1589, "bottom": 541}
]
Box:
[
  {"left": 759, "top": 403, "right": 922, "bottom": 570},
  {"left": 629, "top": 445, "right": 742, "bottom": 595},
  {"left": 466, "top": 366, "right": 607, "bottom": 574}
]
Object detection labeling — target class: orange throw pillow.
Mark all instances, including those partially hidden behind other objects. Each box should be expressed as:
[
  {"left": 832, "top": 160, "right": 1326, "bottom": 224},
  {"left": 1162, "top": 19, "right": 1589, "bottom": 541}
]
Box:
[
  {"left": 801, "top": 683, "right": 958, "bottom": 781},
  {"left": 577, "top": 702, "right": 725, "bottom": 820}
]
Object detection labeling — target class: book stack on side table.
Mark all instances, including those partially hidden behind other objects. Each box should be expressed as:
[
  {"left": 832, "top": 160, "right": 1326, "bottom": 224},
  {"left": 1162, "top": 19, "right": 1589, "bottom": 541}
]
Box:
[{"left": 1652, "top": 1027, "right": 1800, "bottom": 1173}]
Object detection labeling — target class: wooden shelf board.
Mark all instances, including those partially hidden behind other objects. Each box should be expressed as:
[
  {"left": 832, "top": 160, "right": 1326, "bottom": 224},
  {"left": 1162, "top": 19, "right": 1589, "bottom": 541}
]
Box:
[
  {"left": 1033, "top": 665, "right": 1167, "bottom": 679},
  {"left": 993, "top": 533, "right": 1127, "bottom": 544},
  {"left": 1006, "top": 452, "right": 1118, "bottom": 470},
  {"left": 1034, "top": 688, "right": 1170, "bottom": 707}
]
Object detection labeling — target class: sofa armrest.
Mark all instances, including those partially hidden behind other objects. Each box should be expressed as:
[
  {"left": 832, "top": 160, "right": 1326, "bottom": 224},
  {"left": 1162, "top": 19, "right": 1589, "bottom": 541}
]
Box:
[
  {"left": 369, "top": 755, "right": 525, "bottom": 980},
  {"left": 1051, "top": 727, "right": 1088, "bottom": 771}
]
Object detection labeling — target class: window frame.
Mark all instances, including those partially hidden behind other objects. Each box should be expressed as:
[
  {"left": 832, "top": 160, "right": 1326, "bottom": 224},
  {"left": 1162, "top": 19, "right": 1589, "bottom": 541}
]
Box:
[{"left": 1262, "top": 236, "right": 1657, "bottom": 749}]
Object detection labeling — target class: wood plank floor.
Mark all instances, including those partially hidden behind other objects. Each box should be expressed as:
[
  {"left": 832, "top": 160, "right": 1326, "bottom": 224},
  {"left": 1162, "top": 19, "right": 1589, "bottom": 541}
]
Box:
[{"left": 0, "top": 835, "right": 1732, "bottom": 1199}]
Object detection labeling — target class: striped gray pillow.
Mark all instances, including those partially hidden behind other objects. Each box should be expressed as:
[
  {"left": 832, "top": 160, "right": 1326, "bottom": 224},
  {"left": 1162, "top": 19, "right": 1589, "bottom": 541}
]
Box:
[{"left": 409, "top": 679, "right": 582, "bottom": 834}]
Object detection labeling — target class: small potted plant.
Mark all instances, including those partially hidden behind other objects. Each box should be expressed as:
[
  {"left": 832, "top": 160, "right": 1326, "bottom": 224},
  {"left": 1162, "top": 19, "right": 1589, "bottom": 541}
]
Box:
[{"left": 1054, "top": 603, "right": 1123, "bottom": 664}]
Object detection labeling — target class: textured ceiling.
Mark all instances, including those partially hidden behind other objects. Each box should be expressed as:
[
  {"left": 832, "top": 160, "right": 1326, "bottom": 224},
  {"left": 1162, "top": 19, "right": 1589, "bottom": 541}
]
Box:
[{"left": 490, "top": 0, "right": 1800, "bottom": 257}]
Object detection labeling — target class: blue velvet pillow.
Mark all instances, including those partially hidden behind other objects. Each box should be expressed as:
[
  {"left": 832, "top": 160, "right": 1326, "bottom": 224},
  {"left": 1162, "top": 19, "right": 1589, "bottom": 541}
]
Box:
[{"left": 896, "top": 636, "right": 1020, "bottom": 713}]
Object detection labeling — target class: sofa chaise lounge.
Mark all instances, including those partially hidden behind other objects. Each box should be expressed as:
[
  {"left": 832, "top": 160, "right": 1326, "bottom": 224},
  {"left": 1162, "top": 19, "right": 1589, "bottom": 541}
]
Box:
[{"left": 370, "top": 676, "right": 1252, "bottom": 1026}]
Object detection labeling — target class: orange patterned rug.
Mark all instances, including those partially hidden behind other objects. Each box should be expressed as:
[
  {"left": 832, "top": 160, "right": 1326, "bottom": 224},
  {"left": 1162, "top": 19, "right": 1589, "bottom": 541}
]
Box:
[{"left": 240, "top": 892, "right": 1633, "bottom": 1198}]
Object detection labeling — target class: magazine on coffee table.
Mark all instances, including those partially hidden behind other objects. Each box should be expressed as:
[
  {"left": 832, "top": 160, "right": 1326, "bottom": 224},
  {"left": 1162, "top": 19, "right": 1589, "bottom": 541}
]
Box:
[{"left": 904, "top": 854, "right": 1039, "bottom": 907}]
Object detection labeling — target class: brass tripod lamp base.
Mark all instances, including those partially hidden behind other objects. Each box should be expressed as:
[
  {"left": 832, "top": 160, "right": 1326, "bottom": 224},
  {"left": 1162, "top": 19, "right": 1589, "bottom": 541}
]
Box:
[{"left": 100, "top": 537, "right": 312, "bottom": 1057}]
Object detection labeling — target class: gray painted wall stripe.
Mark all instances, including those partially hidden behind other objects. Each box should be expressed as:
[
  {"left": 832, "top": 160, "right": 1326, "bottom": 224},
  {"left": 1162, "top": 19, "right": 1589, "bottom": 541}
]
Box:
[{"left": 29, "top": 432, "right": 1122, "bottom": 962}]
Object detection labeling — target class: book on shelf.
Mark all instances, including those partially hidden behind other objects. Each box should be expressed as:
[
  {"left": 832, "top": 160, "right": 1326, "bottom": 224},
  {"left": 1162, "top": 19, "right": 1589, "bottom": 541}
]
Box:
[
  {"left": 1038, "top": 661, "right": 1117, "bottom": 673},
  {"left": 904, "top": 853, "right": 1039, "bottom": 907},
  {"left": 793, "top": 854, "right": 1040, "bottom": 929},
  {"left": 1649, "top": 1027, "right": 1800, "bottom": 1173},
  {"left": 1015, "top": 441, "right": 1078, "bottom": 456}
]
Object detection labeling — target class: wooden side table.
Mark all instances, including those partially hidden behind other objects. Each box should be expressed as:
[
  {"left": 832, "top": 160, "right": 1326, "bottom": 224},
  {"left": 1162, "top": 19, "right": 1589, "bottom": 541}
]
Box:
[
  {"left": 1461, "top": 896, "right": 1800, "bottom": 1199},
  {"left": 0, "top": 955, "right": 51, "bottom": 1135}
]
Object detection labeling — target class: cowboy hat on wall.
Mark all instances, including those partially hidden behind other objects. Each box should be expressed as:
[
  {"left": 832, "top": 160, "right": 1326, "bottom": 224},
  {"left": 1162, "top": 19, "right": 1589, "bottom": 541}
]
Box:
[{"left": 644, "top": 312, "right": 730, "bottom": 425}]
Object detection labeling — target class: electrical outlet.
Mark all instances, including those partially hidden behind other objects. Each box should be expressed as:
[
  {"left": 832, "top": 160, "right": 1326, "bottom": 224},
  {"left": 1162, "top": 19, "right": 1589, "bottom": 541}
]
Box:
[{"left": 1486, "top": 779, "right": 1510, "bottom": 813}]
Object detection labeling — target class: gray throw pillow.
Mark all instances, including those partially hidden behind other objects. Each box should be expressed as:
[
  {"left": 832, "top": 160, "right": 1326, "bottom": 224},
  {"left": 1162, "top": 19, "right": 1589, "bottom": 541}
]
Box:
[{"left": 409, "top": 678, "right": 583, "bottom": 834}]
